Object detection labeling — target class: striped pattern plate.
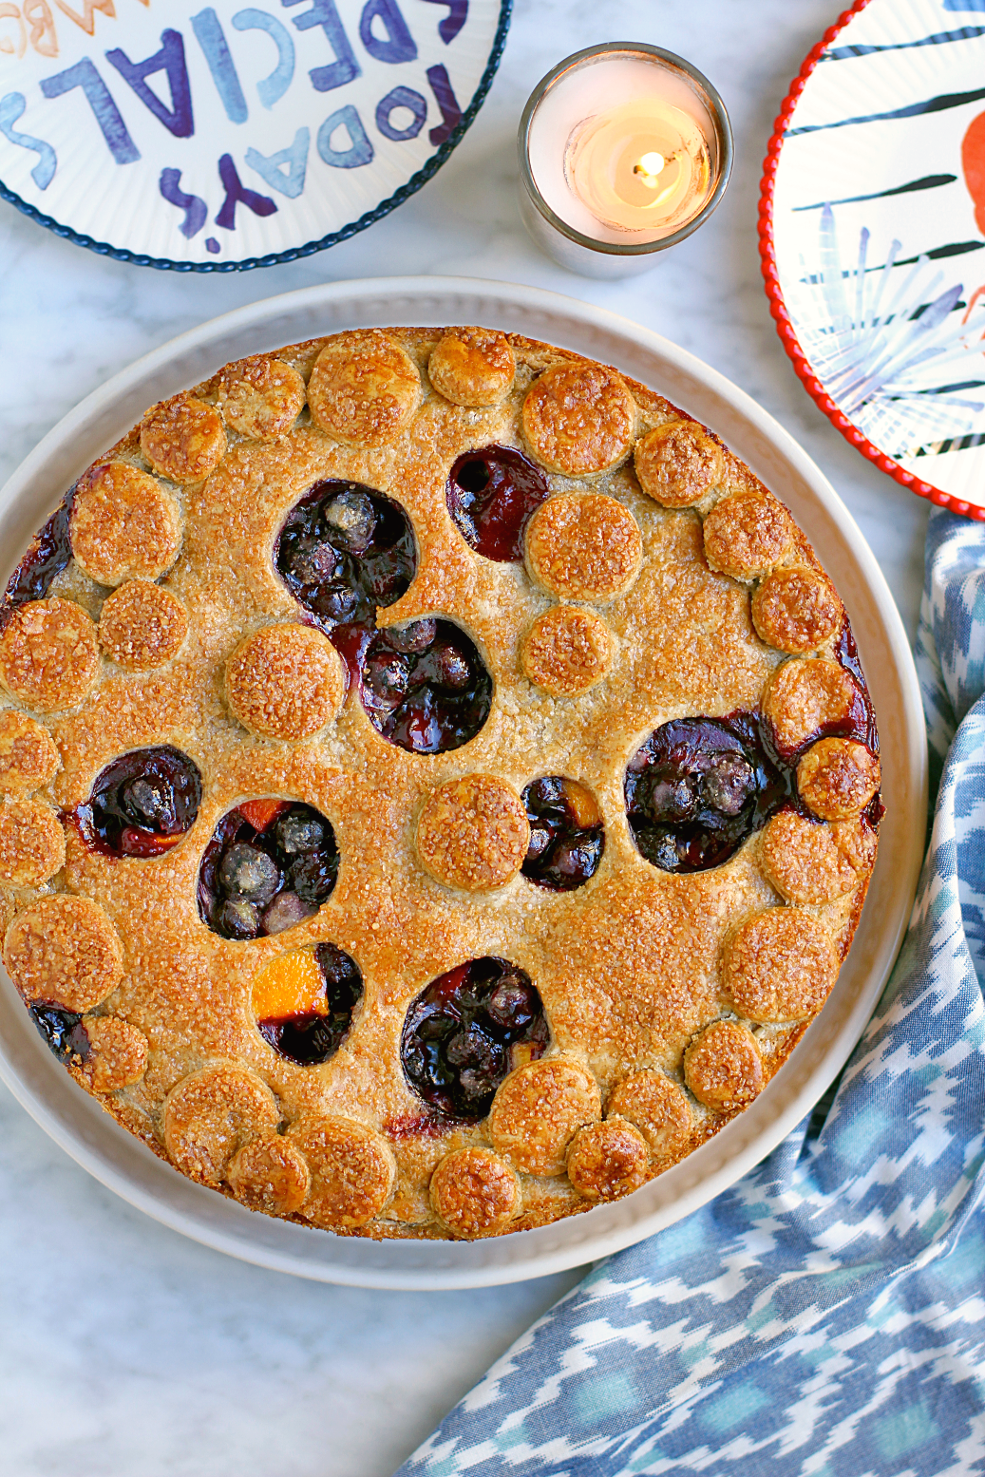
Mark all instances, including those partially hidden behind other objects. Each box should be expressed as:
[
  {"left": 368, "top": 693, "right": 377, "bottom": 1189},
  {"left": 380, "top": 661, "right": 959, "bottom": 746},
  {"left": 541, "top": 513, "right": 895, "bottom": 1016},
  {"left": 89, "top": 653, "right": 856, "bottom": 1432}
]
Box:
[{"left": 762, "top": 0, "right": 985, "bottom": 518}]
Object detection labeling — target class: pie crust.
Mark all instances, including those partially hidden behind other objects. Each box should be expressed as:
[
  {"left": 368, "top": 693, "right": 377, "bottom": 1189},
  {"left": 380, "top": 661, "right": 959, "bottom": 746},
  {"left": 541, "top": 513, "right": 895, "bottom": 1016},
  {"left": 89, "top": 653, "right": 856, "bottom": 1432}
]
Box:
[{"left": 0, "top": 326, "right": 881, "bottom": 1241}]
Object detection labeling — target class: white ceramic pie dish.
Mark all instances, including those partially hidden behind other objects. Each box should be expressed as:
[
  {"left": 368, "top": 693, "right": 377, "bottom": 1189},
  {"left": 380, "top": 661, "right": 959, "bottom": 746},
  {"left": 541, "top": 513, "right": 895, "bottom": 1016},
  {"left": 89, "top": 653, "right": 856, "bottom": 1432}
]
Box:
[{"left": 0, "top": 276, "right": 927, "bottom": 1289}]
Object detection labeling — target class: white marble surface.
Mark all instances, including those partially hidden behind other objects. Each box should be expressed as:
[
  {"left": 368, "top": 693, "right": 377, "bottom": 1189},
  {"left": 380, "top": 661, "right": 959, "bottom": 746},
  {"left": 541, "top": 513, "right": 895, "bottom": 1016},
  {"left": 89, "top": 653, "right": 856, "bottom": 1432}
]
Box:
[{"left": 0, "top": 2, "right": 931, "bottom": 1474}]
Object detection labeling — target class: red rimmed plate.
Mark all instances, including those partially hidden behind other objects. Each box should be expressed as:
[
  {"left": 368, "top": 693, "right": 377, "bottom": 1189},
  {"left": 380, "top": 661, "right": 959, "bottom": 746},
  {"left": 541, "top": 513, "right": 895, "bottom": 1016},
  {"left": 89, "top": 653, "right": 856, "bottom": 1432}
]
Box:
[{"left": 760, "top": 0, "right": 985, "bottom": 520}]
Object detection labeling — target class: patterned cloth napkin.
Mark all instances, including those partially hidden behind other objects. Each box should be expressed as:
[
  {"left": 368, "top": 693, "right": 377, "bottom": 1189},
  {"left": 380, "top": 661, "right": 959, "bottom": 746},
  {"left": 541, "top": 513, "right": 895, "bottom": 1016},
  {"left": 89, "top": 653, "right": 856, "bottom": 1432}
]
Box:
[{"left": 396, "top": 507, "right": 985, "bottom": 1477}]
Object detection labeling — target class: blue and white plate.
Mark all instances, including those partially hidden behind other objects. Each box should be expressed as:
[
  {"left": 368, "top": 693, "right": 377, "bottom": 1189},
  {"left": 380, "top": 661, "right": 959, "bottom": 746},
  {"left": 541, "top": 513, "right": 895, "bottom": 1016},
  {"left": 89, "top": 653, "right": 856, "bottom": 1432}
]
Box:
[
  {"left": 0, "top": 0, "right": 509, "bottom": 270},
  {"left": 766, "top": 0, "right": 985, "bottom": 516}
]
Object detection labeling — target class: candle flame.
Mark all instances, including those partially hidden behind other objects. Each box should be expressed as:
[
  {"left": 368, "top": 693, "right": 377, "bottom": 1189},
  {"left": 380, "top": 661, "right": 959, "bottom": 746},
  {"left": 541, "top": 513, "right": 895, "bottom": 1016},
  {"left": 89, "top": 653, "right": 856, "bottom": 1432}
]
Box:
[{"left": 633, "top": 151, "right": 666, "bottom": 188}]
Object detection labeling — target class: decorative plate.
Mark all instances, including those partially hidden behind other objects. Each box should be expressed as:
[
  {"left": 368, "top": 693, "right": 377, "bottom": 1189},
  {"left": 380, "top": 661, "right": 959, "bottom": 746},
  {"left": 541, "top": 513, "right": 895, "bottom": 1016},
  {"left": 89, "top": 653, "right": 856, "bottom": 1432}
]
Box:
[
  {"left": 760, "top": 0, "right": 985, "bottom": 520},
  {"left": 0, "top": 0, "right": 509, "bottom": 271},
  {"left": 0, "top": 276, "right": 927, "bottom": 1288}
]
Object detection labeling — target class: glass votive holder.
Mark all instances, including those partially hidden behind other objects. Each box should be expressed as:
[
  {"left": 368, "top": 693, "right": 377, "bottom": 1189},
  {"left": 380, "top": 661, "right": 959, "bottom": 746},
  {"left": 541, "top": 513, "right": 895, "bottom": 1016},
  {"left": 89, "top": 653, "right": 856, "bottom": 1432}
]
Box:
[{"left": 518, "top": 43, "right": 732, "bottom": 279}]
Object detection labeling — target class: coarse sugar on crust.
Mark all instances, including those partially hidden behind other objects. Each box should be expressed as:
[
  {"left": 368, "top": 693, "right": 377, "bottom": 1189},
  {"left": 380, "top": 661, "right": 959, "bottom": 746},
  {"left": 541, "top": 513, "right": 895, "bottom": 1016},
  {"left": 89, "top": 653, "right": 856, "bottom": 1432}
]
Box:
[{"left": 0, "top": 326, "right": 882, "bottom": 1241}]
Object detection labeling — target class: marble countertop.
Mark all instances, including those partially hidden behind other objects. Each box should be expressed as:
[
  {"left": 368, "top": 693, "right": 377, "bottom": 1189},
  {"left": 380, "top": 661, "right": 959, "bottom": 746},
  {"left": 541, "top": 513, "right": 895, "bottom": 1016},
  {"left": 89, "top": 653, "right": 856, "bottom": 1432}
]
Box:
[{"left": 0, "top": 2, "right": 931, "bottom": 1474}]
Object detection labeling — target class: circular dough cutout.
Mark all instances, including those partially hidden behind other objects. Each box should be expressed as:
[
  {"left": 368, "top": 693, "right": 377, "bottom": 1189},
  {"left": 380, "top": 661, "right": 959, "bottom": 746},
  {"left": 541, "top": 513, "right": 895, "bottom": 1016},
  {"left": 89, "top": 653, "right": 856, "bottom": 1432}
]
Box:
[
  {"left": 225, "top": 624, "right": 346, "bottom": 741},
  {"left": 606, "top": 1069, "right": 692, "bottom": 1163},
  {"left": 723, "top": 906, "right": 838, "bottom": 1023},
  {"left": 762, "top": 658, "right": 856, "bottom": 755},
  {"left": 0, "top": 799, "right": 65, "bottom": 885},
  {"left": 140, "top": 394, "right": 226, "bottom": 484},
  {"left": 0, "top": 598, "right": 99, "bottom": 712},
  {"left": 99, "top": 580, "right": 189, "bottom": 671},
  {"left": 71, "top": 462, "right": 182, "bottom": 585},
  {"left": 429, "top": 1147, "right": 521, "bottom": 1237},
  {"left": 227, "top": 1134, "right": 311, "bottom": 1215},
  {"left": 684, "top": 1020, "right": 764, "bottom": 1111},
  {"left": 489, "top": 1056, "right": 601, "bottom": 1176},
  {"left": 216, "top": 355, "right": 306, "bottom": 440},
  {"left": 164, "top": 1064, "right": 279, "bottom": 1185},
  {"left": 522, "top": 362, "right": 636, "bottom": 476},
  {"left": 798, "top": 738, "right": 881, "bottom": 820},
  {"left": 290, "top": 1116, "right": 396, "bottom": 1228},
  {"left": 760, "top": 811, "right": 858, "bottom": 905},
  {"left": 308, "top": 331, "right": 420, "bottom": 446},
  {"left": 752, "top": 567, "right": 843, "bottom": 654},
  {"left": 566, "top": 1118, "right": 650, "bottom": 1200},
  {"left": 4, "top": 894, "right": 123, "bottom": 1011},
  {"left": 428, "top": 328, "right": 515, "bottom": 407},
  {"left": 0, "top": 712, "right": 59, "bottom": 797},
  {"left": 79, "top": 1016, "right": 148, "bottom": 1093},
  {"left": 521, "top": 606, "right": 613, "bottom": 696},
  {"left": 526, "top": 494, "right": 642, "bottom": 602},
  {"left": 703, "top": 491, "right": 792, "bottom": 579},
  {"left": 416, "top": 773, "right": 529, "bottom": 892},
  {"left": 634, "top": 419, "right": 723, "bottom": 507}
]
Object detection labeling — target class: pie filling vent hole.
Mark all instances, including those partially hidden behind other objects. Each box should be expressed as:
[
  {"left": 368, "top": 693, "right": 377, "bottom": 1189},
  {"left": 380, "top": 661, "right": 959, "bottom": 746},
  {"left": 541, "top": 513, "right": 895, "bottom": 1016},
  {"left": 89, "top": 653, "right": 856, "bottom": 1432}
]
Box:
[
  {"left": 197, "top": 799, "right": 339, "bottom": 940},
  {"left": 446, "top": 444, "right": 550, "bottom": 563},
  {"left": 361, "top": 618, "right": 493, "bottom": 754},
  {"left": 74, "top": 745, "right": 203, "bottom": 858},
  {"left": 401, "top": 958, "right": 549, "bottom": 1120},
  {"left": 522, "top": 776, "right": 605, "bottom": 890},
  {"left": 625, "top": 715, "right": 790, "bottom": 873},
  {"left": 253, "top": 943, "right": 362, "bottom": 1066},
  {"left": 275, "top": 480, "right": 416, "bottom": 634}
]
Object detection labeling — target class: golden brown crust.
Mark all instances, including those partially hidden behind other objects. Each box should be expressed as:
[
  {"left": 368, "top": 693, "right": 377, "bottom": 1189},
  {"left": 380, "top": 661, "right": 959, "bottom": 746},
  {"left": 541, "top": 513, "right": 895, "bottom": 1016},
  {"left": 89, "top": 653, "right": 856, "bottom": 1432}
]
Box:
[
  {"left": 429, "top": 1146, "right": 520, "bottom": 1236},
  {"left": 78, "top": 1015, "right": 148, "bottom": 1092},
  {"left": 71, "top": 462, "right": 182, "bottom": 585},
  {"left": 224, "top": 624, "right": 345, "bottom": 741},
  {"left": 684, "top": 1021, "right": 764, "bottom": 1110},
  {"left": 752, "top": 567, "right": 844, "bottom": 654},
  {"left": 634, "top": 419, "right": 724, "bottom": 507},
  {"left": 722, "top": 907, "right": 839, "bottom": 1023},
  {"left": 307, "top": 331, "right": 420, "bottom": 446},
  {"left": 227, "top": 1134, "right": 311, "bottom": 1215},
  {"left": 98, "top": 580, "right": 189, "bottom": 671},
  {"left": 522, "top": 363, "right": 636, "bottom": 476},
  {"left": 215, "top": 356, "right": 306, "bottom": 441},
  {"left": 703, "top": 491, "right": 793, "bottom": 579},
  {"left": 520, "top": 606, "right": 614, "bottom": 696},
  {"left": 0, "top": 326, "right": 880, "bottom": 1242},
  {"left": 606, "top": 1069, "right": 692, "bottom": 1163},
  {"left": 525, "top": 493, "right": 642, "bottom": 601},
  {"left": 416, "top": 774, "right": 529, "bottom": 892},
  {"left": 0, "top": 798, "right": 65, "bottom": 885},
  {"left": 566, "top": 1118, "right": 650, "bottom": 1200},
  {"left": 164, "top": 1064, "right": 280, "bottom": 1184},
  {"left": 290, "top": 1117, "right": 396, "bottom": 1227},
  {"left": 428, "top": 328, "right": 516, "bottom": 407},
  {"left": 762, "top": 658, "right": 856, "bottom": 754},
  {"left": 140, "top": 394, "right": 227, "bottom": 484},
  {"left": 760, "top": 811, "right": 859, "bottom": 905},
  {"left": 0, "top": 711, "right": 59, "bottom": 797},
  {"left": 0, "top": 598, "right": 99, "bottom": 711},
  {"left": 3, "top": 894, "right": 122, "bottom": 1010},
  {"left": 489, "top": 1057, "right": 602, "bottom": 1176},
  {"left": 798, "top": 738, "right": 881, "bottom": 820}
]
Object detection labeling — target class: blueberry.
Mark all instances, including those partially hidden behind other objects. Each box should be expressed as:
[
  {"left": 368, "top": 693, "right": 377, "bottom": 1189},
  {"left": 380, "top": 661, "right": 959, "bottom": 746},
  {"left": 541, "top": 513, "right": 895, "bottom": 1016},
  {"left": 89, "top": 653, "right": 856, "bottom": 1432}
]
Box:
[
  {"left": 121, "top": 776, "right": 178, "bottom": 831},
  {"left": 286, "top": 536, "right": 339, "bottom": 587},
  {"left": 290, "top": 850, "right": 338, "bottom": 904},
  {"left": 648, "top": 773, "right": 697, "bottom": 824},
  {"left": 312, "top": 581, "right": 361, "bottom": 624},
  {"left": 701, "top": 755, "right": 755, "bottom": 816},
  {"left": 262, "top": 891, "right": 316, "bottom": 934},
  {"left": 218, "top": 843, "right": 280, "bottom": 904},
  {"left": 486, "top": 978, "right": 534, "bottom": 1031},
  {"left": 30, "top": 1005, "right": 89, "bottom": 1063},
  {"left": 429, "top": 645, "right": 472, "bottom": 691},
  {"left": 640, "top": 827, "right": 681, "bottom": 871},
  {"left": 219, "top": 898, "right": 261, "bottom": 939},
  {"left": 325, "top": 490, "right": 376, "bottom": 554},
  {"left": 525, "top": 822, "right": 553, "bottom": 862},
  {"left": 273, "top": 811, "right": 326, "bottom": 856},
  {"left": 386, "top": 619, "right": 437, "bottom": 654},
  {"left": 363, "top": 651, "right": 413, "bottom": 703}
]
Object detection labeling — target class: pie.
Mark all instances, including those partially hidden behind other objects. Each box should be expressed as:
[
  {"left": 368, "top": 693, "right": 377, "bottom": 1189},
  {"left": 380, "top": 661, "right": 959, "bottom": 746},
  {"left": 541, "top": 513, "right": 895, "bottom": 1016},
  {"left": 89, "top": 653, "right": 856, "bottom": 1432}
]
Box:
[{"left": 0, "top": 325, "right": 881, "bottom": 1240}]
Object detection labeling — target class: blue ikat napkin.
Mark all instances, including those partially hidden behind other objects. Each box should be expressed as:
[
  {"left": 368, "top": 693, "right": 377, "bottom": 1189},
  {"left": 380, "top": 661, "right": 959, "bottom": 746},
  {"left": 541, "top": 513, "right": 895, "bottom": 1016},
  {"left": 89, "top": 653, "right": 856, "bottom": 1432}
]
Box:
[{"left": 395, "top": 507, "right": 985, "bottom": 1477}]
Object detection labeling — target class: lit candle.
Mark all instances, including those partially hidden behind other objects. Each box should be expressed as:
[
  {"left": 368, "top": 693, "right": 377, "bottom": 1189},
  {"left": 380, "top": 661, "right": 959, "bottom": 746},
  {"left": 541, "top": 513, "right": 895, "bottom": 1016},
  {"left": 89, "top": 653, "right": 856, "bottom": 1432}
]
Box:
[{"left": 519, "top": 45, "right": 731, "bottom": 278}]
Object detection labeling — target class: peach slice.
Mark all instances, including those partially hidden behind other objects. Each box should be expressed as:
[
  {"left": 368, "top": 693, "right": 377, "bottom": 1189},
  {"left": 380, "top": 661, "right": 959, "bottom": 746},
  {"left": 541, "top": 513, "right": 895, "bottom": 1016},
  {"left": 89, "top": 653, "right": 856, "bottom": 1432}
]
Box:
[{"left": 252, "top": 950, "right": 327, "bottom": 1022}]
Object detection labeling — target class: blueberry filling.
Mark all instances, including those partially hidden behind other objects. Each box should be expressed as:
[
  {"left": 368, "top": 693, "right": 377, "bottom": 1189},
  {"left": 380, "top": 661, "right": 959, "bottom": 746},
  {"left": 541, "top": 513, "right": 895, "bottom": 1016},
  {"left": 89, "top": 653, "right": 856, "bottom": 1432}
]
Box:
[
  {"left": 258, "top": 942, "right": 362, "bottom": 1066},
  {"left": 0, "top": 489, "right": 74, "bottom": 630},
  {"left": 521, "top": 777, "right": 605, "bottom": 891},
  {"left": 197, "top": 800, "right": 339, "bottom": 940},
  {"left": 360, "top": 619, "right": 493, "bottom": 754},
  {"left": 625, "top": 716, "right": 787, "bottom": 874},
  {"left": 401, "top": 958, "right": 548, "bottom": 1120},
  {"left": 30, "top": 1004, "right": 90, "bottom": 1064},
  {"left": 446, "top": 445, "right": 550, "bottom": 562},
  {"left": 275, "top": 480, "right": 416, "bottom": 636},
  {"left": 75, "top": 745, "right": 202, "bottom": 858}
]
